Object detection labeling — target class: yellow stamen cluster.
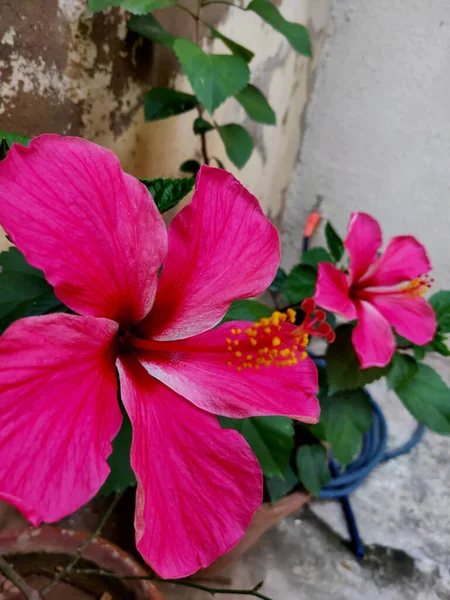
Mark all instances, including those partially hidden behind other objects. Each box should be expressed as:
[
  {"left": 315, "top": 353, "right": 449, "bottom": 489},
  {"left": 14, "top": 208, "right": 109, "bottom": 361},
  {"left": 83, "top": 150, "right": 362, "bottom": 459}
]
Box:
[
  {"left": 402, "top": 276, "right": 432, "bottom": 297},
  {"left": 226, "top": 309, "right": 308, "bottom": 371}
]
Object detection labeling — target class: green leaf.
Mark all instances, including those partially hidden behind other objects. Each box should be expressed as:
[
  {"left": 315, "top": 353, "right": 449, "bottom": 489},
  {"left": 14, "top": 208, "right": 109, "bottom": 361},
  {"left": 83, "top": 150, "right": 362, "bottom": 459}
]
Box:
[
  {"left": 217, "top": 123, "right": 253, "bottom": 169},
  {"left": 319, "top": 388, "right": 373, "bottom": 467},
  {"left": 432, "top": 335, "right": 450, "bottom": 356},
  {"left": 283, "top": 265, "right": 317, "bottom": 304},
  {"left": 235, "top": 84, "right": 276, "bottom": 125},
  {"left": 128, "top": 14, "right": 179, "bottom": 47},
  {"left": 430, "top": 291, "right": 450, "bottom": 333},
  {"left": 89, "top": 0, "right": 177, "bottom": 14},
  {"left": 326, "top": 324, "right": 388, "bottom": 393},
  {"left": 301, "top": 247, "right": 333, "bottom": 270},
  {"left": 140, "top": 176, "right": 195, "bottom": 213},
  {"left": 269, "top": 267, "right": 287, "bottom": 293},
  {"left": 144, "top": 88, "right": 197, "bottom": 122},
  {"left": 247, "top": 0, "right": 311, "bottom": 57},
  {"left": 206, "top": 25, "right": 255, "bottom": 63},
  {"left": 193, "top": 117, "right": 214, "bottom": 135},
  {"left": 325, "top": 221, "right": 344, "bottom": 262},
  {"left": 413, "top": 345, "right": 427, "bottom": 361},
  {"left": 221, "top": 416, "right": 295, "bottom": 478},
  {"left": 173, "top": 38, "right": 250, "bottom": 114},
  {"left": 387, "top": 353, "right": 418, "bottom": 390},
  {"left": 100, "top": 411, "right": 136, "bottom": 495},
  {"left": 296, "top": 444, "right": 330, "bottom": 496},
  {"left": 221, "top": 299, "right": 272, "bottom": 324},
  {"left": 0, "top": 248, "right": 66, "bottom": 334},
  {"left": 0, "top": 131, "right": 30, "bottom": 160},
  {"left": 395, "top": 364, "right": 450, "bottom": 434},
  {"left": 179, "top": 159, "right": 201, "bottom": 175},
  {"left": 266, "top": 465, "right": 299, "bottom": 502}
]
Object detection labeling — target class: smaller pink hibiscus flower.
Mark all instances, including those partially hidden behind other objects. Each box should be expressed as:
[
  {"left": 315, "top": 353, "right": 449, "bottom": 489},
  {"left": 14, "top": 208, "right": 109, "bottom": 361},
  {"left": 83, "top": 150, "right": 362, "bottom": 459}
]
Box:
[{"left": 314, "top": 212, "right": 436, "bottom": 368}]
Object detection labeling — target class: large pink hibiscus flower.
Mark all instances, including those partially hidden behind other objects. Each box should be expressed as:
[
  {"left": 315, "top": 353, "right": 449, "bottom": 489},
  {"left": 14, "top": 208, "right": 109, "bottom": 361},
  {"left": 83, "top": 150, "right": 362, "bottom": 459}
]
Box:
[
  {"left": 0, "top": 135, "right": 319, "bottom": 579},
  {"left": 314, "top": 212, "right": 436, "bottom": 368}
]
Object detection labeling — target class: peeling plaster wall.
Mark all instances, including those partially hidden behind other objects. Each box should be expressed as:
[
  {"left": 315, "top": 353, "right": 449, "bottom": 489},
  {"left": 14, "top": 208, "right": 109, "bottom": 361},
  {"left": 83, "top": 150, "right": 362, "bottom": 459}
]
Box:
[
  {"left": 0, "top": 0, "right": 332, "bottom": 251},
  {"left": 283, "top": 0, "right": 450, "bottom": 288}
]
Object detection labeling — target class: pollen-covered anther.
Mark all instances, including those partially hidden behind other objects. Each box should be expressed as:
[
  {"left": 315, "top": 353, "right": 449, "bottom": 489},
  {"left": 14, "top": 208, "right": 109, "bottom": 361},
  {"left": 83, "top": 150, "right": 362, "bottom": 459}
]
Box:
[{"left": 402, "top": 274, "right": 433, "bottom": 297}]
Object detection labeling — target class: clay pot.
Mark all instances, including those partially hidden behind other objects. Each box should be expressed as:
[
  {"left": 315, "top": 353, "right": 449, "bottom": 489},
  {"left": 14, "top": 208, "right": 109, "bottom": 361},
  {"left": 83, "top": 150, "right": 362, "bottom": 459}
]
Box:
[
  {"left": 194, "top": 490, "right": 310, "bottom": 578},
  {"left": 0, "top": 526, "right": 164, "bottom": 600}
]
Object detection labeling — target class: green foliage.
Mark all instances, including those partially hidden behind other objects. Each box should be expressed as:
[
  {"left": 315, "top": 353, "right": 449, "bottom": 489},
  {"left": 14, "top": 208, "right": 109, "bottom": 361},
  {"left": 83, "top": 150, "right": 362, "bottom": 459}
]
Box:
[
  {"left": 283, "top": 265, "right": 317, "bottom": 304},
  {"left": 269, "top": 267, "right": 287, "bottom": 293},
  {"left": 89, "top": 0, "right": 177, "bottom": 14},
  {"left": 100, "top": 411, "right": 136, "bottom": 495},
  {"left": 431, "top": 334, "right": 450, "bottom": 356},
  {"left": 325, "top": 221, "right": 344, "bottom": 262},
  {"left": 247, "top": 0, "right": 312, "bottom": 57},
  {"left": 221, "top": 299, "right": 272, "bottom": 323},
  {"left": 430, "top": 291, "right": 450, "bottom": 333},
  {"left": 216, "top": 123, "right": 254, "bottom": 169},
  {"left": 128, "top": 13, "right": 179, "bottom": 48},
  {"left": 140, "top": 177, "right": 195, "bottom": 213},
  {"left": 221, "top": 416, "right": 295, "bottom": 479},
  {"left": 193, "top": 117, "right": 214, "bottom": 134},
  {"left": 235, "top": 84, "right": 276, "bottom": 125},
  {"left": 296, "top": 444, "right": 330, "bottom": 496},
  {"left": 206, "top": 25, "right": 255, "bottom": 63},
  {"left": 0, "top": 248, "right": 66, "bottom": 335},
  {"left": 301, "top": 247, "right": 333, "bottom": 269},
  {"left": 394, "top": 364, "right": 450, "bottom": 434},
  {"left": 326, "top": 325, "right": 388, "bottom": 393},
  {"left": 180, "top": 160, "right": 201, "bottom": 175},
  {"left": 144, "top": 88, "right": 197, "bottom": 122},
  {"left": 266, "top": 465, "right": 298, "bottom": 502},
  {"left": 318, "top": 388, "right": 372, "bottom": 467},
  {"left": 0, "top": 131, "right": 30, "bottom": 160},
  {"left": 387, "top": 353, "right": 418, "bottom": 389},
  {"left": 173, "top": 39, "right": 250, "bottom": 114}
]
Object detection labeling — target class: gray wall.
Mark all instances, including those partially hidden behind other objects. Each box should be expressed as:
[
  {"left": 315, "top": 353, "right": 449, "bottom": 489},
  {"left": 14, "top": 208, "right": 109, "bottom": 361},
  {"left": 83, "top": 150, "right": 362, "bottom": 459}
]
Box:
[{"left": 283, "top": 0, "right": 450, "bottom": 289}]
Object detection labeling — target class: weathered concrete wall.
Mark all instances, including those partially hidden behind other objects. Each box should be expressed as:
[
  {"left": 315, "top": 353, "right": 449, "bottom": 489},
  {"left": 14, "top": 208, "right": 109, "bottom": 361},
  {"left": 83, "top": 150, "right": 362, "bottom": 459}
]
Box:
[
  {"left": 283, "top": 0, "right": 450, "bottom": 289},
  {"left": 0, "top": 0, "right": 332, "bottom": 252}
]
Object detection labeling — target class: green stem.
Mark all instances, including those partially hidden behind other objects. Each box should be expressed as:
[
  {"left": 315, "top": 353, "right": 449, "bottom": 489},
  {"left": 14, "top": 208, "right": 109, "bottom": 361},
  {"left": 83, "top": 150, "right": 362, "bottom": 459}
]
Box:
[
  {"left": 41, "top": 492, "right": 124, "bottom": 596},
  {"left": 0, "top": 555, "right": 43, "bottom": 600},
  {"left": 70, "top": 569, "right": 273, "bottom": 599}
]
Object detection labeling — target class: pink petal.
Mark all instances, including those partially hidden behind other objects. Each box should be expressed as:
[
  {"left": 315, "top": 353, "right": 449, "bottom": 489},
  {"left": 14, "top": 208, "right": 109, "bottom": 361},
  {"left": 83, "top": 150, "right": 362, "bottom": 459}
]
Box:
[
  {"left": 133, "top": 321, "right": 320, "bottom": 423},
  {"left": 0, "top": 135, "right": 167, "bottom": 328},
  {"left": 344, "top": 212, "right": 382, "bottom": 284},
  {"left": 117, "top": 355, "right": 262, "bottom": 579},
  {"left": 360, "top": 236, "right": 432, "bottom": 287},
  {"left": 0, "top": 314, "right": 121, "bottom": 525},
  {"left": 138, "top": 166, "right": 280, "bottom": 341},
  {"left": 314, "top": 263, "right": 357, "bottom": 320},
  {"left": 352, "top": 300, "right": 395, "bottom": 368},
  {"left": 369, "top": 293, "right": 436, "bottom": 346}
]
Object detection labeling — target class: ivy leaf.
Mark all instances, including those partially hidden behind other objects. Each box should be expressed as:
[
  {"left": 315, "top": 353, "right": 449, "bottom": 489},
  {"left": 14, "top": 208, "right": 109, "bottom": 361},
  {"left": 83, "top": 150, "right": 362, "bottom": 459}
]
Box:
[
  {"left": 319, "top": 388, "right": 372, "bottom": 467},
  {"left": 193, "top": 117, "right": 214, "bottom": 135},
  {"left": 100, "top": 411, "right": 136, "bottom": 495},
  {"left": 394, "top": 364, "right": 450, "bottom": 434},
  {"left": 325, "top": 221, "right": 344, "bottom": 262},
  {"left": 174, "top": 39, "right": 250, "bottom": 114},
  {"left": 266, "top": 465, "right": 299, "bottom": 502},
  {"left": 283, "top": 265, "right": 317, "bottom": 304},
  {"left": 221, "top": 416, "right": 295, "bottom": 479},
  {"left": 387, "top": 353, "right": 418, "bottom": 390},
  {"left": 301, "top": 247, "right": 333, "bottom": 270},
  {"left": 0, "top": 131, "right": 30, "bottom": 160},
  {"left": 128, "top": 13, "right": 179, "bottom": 47},
  {"left": 326, "top": 324, "right": 389, "bottom": 393},
  {"left": 179, "top": 159, "right": 201, "bottom": 175},
  {"left": 140, "top": 177, "right": 195, "bottom": 213},
  {"left": 89, "top": 0, "right": 177, "bottom": 14},
  {"left": 206, "top": 24, "right": 255, "bottom": 63},
  {"left": 217, "top": 123, "right": 253, "bottom": 169},
  {"left": 269, "top": 267, "right": 287, "bottom": 293},
  {"left": 144, "top": 88, "right": 197, "bottom": 122},
  {"left": 296, "top": 444, "right": 330, "bottom": 496},
  {"left": 221, "top": 299, "right": 272, "bottom": 323},
  {"left": 235, "top": 84, "right": 276, "bottom": 125},
  {"left": 0, "top": 248, "right": 66, "bottom": 334},
  {"left": 247, "top": 0, "right": 311, "bottom": 57},
  {"left": 429, "top": 291, "right": 450, "bottom": 333}
]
